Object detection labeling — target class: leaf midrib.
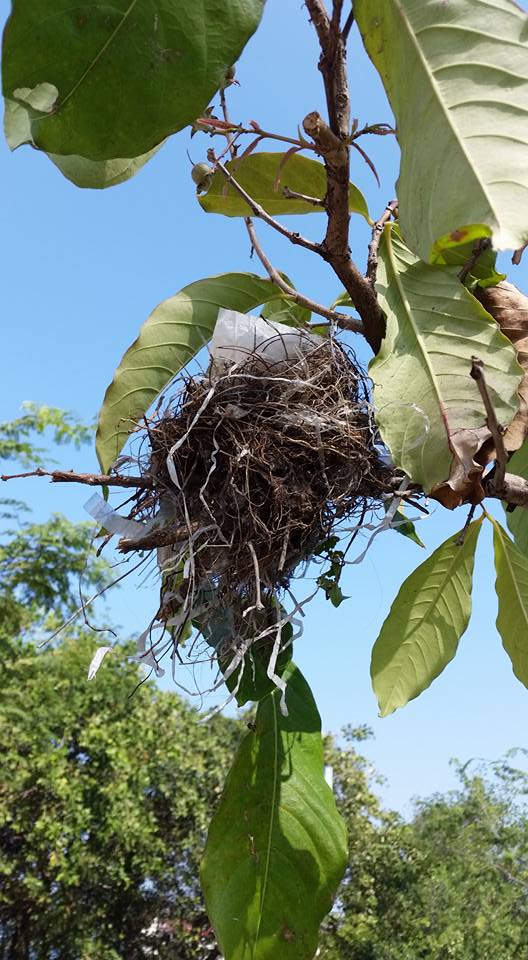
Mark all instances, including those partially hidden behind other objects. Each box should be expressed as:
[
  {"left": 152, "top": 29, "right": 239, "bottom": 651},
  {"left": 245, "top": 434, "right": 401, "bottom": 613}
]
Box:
[
  {"left": 396, "top": 536, "right": 473, "bottom": 645},
  {"left": 252, "top": 696, "right": 279, "bottom": 957},
  {"left": 59, "top": 0, "right": 140, "bottom": 113}
]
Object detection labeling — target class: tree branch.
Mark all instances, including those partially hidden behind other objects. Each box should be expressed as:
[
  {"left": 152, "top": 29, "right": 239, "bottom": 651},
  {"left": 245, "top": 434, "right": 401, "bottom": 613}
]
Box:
[
  {"left": 302, "top": 111, "right": 384, "bottom": 352},
  {"left": 471, "top": 357, "right": 508, "bottom": 494},
  {"left": 0, "top": 468, "right": 153, "bottom": 489},
  {"left": 487, "top": 472, "right": 528, "bottom": 508},
  {"left": 303, "top": 3, "right": 385, "bottom": 353},
  {"left": 209, "top": 152, "right": 321, "bottom": 255},
  {"left": 366, "top": 200, "right": 398, "bottom": 283},
  {"left": 245, "top": 218, "right": 362, "bottom": 332}
]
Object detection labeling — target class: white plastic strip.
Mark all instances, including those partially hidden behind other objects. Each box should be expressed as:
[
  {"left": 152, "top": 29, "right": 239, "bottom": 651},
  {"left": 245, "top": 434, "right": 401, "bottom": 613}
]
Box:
[{"left": 84, "top": 493, "right": 146, "bottom": 539}]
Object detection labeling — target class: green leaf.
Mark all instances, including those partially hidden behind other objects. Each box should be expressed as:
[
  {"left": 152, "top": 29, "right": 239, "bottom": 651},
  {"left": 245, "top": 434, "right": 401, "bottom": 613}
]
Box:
[
  {"left": 199, "top": 152, "right": 370, "bottom": 220},
  {"left": 330, "top": 290, "right": 354, "bottom": 310},
  {"left": 2, "top": 0, "right": 265, "bottom": 160},
  {"left": 390, "top": 507, "right": 425, "bottom": 549},
  {"left": 504, "top": 441, "right": 528, "bottom": 554},
  {"left": 491, "top": 517, "right": 528, "bottom": 689},
  {"left": 355, "top": 0, "right": 528, "bottom": 261},
  {"left": 371, "top": 517, "right": 483, "bottom": 717},
  {"left": 369, "top": 225, "right": 521, "bottom": 492},
  {"left": 201, "top": 664, "right": 347, "bottom": 960},
  {"left": 48, "top": 144, "right": 161, "bottom": 189},
  {"left": 96, "top": 273, "right": 289, "bottom": 472}
]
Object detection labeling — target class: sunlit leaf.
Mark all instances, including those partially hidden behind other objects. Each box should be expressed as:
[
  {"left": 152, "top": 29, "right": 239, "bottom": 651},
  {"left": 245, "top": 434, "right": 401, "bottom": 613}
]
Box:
[
  {"left": 371, "top": 517, "right": 483, "bottom": 717},
  {"left": 199, "top": 152, "right": 370, "bottom": 220},
  {"left": 2, "top": 0, "right": 265, "bottom": 160},
  {"left": 201, "top": 664, "right": 347, "bottom": 960},
  {"left": 355, "top": 0, "right": 528, "bottom": 261},
  {"left": 389, "top": 507, "right": 425, "bottom": 549}
]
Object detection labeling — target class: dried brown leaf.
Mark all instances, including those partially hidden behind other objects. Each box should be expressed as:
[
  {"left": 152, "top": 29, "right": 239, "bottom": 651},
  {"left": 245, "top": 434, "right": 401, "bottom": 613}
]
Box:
[{"left": 432, "top": 426, "right": 489, "bottom": 509}]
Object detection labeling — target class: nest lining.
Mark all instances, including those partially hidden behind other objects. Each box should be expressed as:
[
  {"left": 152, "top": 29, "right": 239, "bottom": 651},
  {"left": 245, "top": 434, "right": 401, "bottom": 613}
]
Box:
[{"left": 122, "top": 337, "right": 394, "bottom": 687}]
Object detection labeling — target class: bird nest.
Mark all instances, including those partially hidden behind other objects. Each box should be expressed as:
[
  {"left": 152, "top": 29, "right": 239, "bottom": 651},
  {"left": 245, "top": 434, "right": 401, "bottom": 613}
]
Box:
[{"left": 113, "top": 330, "right": 395, "bottom": 702}]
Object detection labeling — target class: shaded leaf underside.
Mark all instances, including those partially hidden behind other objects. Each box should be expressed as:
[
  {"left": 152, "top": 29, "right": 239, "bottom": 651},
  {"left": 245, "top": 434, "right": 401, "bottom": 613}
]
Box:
[{"left": 355, "top": 0, "right": 528, "bottom": 261}]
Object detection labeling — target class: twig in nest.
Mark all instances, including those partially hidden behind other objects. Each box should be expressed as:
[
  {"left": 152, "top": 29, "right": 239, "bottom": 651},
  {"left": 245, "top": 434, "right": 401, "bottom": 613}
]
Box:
[{"left": 470, "top": 356, "right": 507, "bottom": 493}]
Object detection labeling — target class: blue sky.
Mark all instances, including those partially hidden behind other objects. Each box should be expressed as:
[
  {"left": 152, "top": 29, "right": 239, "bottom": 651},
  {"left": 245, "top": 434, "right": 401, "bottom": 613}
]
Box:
[{"left": 2, "top": 1, "right": 528, "bottom": 814}]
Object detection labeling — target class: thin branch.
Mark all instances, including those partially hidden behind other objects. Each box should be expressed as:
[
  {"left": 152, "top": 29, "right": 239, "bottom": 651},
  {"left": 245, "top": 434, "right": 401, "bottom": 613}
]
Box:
[
  {"left": 195, "top": 117, "right": 317, "bottom": 153},
  {"left": 282, "top": 186, "right": 325, "bottom": 207},
  {"left": 455, "top": 504, "right": 478, "bottom": 545},
  {"left": 512, "top": 240, "right": 528, "bottom": 266},
  {"left": 304, "top": 0, "right": 330, "bottom": 45},
  {"left": 245, "top": 218, "right": 362, "bottom": 332},
  {"left": 118, "top": 522, "right": 199, "bottom": 553},
  {"left": 209, "top": 151, "right": 321, "bottom": 255},
  {"left": 0, "top": 467, "right": 153, "bottom": 489},
  {"left": 342, "top": 8, "right": 354, "bottom": 41},
  {"left": 458, "top": 238, "right": 491, "bottom": 284},
  {"left": 470, "top": 357, "right": 508, "bottom": 492},
  {"left": 366, "top": 200, "right": 398, "bottom": 283}
]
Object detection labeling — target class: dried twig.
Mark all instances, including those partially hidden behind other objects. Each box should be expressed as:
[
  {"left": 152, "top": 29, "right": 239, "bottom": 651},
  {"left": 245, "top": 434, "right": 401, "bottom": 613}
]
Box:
[
  {"left": 0, "top": 467, "right": 153, "bottom": 489},
  {"left": 470, "top": 357, "right": 508, "bottom": 493},
  {"left": 513, "top": 240, "right": 528, "bottom": 266},
  {"left": 209, "top": 151, "right": 321, "bottom": 255},
  {"left": 245, "top": 218, "right": 362, "bottom": 332},
  {"left": 458, "top": 238, "right": 491, "bottom": 284},
  {"left": 366, "top": 200, "right": 398, "bottom": 283},
  {"left": 282, "top": 186, "right": 325, "bottom": 207}
]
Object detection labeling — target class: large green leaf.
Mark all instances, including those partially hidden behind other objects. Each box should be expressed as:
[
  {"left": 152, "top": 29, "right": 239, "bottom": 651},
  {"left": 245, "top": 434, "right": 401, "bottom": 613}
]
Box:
[
  {"left": 48, "top": 144, "right": 161, "bottom": 189},
  {"left": 199, "top": 152, "right": 370, "bottom": 220},
  {"left": 370, "top": 225, "right": 521, "bottom": 493},
  {"left": 355, "top": 0, "right": 528, "bottom": 261},
  {"left": 503, "top": 441, "right": 528, "bottom": 554},
  {"left": 492, "top": 517, "right": 528, "bottom": 689},
  {"left": 96, "top": 273, "right": 289, "bottom": 472},
  {"left": 371, "top": 517, "right": 483, "bottom": 717},
  {"left": 2, "top": 0, "right": 265, "bottom": 160},
  {"left": 201, "top": 664, "right": 347, "bottom": 960}
]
